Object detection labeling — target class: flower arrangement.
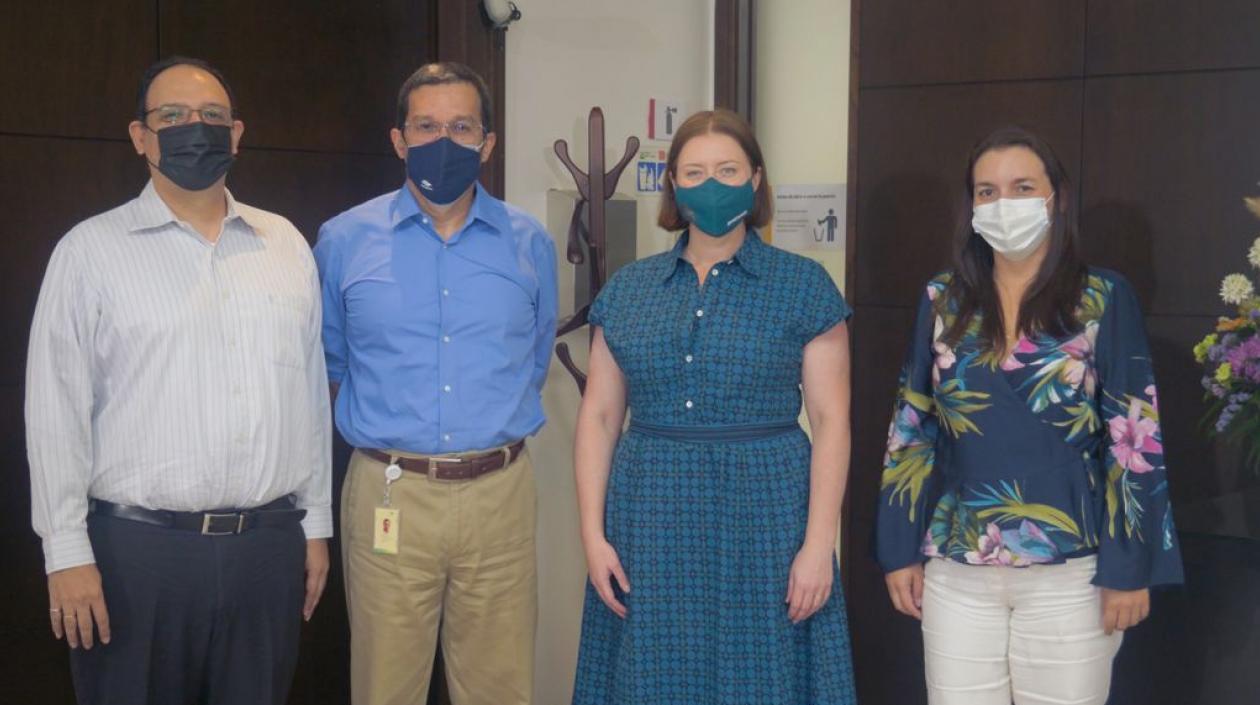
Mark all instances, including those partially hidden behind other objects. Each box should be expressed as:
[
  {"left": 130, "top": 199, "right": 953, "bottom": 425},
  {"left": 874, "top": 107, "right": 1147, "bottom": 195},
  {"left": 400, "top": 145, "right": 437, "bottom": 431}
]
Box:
[{"left": 1194, "top": 195, "right": 1260, "bottom": 471}]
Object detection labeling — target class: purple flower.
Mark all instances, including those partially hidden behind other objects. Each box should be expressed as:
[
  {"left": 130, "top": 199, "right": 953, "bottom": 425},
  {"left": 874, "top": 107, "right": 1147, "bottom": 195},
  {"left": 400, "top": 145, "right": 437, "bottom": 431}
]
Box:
[
  {"left": 1246, "top": 362, "right": 1260, "bottom": 384},
  {"left": 1216, "top": 393, "right": 1252, "bottom": 432}
]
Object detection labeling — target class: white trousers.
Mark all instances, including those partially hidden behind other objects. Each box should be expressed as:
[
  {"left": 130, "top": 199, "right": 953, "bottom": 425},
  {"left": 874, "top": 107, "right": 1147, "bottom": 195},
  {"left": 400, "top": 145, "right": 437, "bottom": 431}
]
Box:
[{"left": 922, "top": 556, "right": 1123, "bottom": 705}]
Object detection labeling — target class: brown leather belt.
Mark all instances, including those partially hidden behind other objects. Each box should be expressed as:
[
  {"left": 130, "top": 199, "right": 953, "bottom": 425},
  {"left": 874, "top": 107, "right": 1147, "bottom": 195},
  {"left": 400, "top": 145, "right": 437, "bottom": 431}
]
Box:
[{"left": 360, "top": 441, "right": 525, "bottom": 481}]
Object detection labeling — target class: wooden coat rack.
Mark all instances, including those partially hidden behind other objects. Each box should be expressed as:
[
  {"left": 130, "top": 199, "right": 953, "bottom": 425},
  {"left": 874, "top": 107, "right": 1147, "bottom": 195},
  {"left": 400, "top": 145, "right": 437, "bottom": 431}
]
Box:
[{"left": 553, "top": 107, "right": 640, "bottom": 394}]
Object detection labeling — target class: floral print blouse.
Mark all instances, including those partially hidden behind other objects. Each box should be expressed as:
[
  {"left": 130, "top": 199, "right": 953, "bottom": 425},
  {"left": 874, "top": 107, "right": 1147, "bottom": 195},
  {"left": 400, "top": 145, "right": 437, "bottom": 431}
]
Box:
[{"left": 875, "top": 269, "right": 1184, "bottom": 590}]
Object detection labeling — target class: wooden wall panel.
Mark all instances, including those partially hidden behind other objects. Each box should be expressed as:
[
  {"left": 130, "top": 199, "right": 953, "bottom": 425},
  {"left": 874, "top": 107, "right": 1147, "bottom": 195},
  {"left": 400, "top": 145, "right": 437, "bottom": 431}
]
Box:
[
  {"left": 1087, "top": 1, "right": 1260, "bottom": 75},
  {"left": 850, "top": 2, "right": 1260, "bottom": 703},
  {"left": 0, "top": 0, "right": 155, "bottom": 138},
  {"left": 0, "top": 136, "right": 148, "bottom": 386},
  {"left": 159, "top": 0, "right": 435, "bottom": 155},
  {"left": 843, "top": 305, "right": 926, "bottom": 705},
  {"left": 228, "top": 149, "right": 403, "bottom": 244},
  {"left": 713, "top": 0, "right": 754, "bottom": 122},
  {"left": 1109, "top": 533, "right": 1260, "bottom": 705},
  {"left": 854, "top": 80, "right": 1082, "bottom": 308},
  {"left": 1081, "top": 70, "right": 1260, "bottom": 316},
  {"left": 858, "top": 0, "right": 1085, "bottom": 88},
  {"left": 0, "top": 1, "right": 511, "bottom": 702},
  {"left": 433, "top": 2, "right": 507, "bottom": 198},
  {"left": 0, "top": 387, "right": 79, "bottom": 705}
]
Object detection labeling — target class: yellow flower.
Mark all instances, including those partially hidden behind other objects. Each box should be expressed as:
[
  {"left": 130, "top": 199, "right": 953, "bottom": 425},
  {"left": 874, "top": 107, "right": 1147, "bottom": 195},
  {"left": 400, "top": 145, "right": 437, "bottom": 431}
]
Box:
[
  {"left": 1215, "top": 363, "right": 1233, "bottom": 385},
  {"left": 1194, "top": 334, "right": 1218, "bottom": 363}
]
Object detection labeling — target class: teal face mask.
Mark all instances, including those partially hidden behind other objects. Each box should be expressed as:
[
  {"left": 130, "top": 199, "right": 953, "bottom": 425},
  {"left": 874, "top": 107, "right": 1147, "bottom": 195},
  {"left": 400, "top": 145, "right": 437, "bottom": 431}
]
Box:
[{"left": 674, "top": 177, "right": 755, "bottom": 237}]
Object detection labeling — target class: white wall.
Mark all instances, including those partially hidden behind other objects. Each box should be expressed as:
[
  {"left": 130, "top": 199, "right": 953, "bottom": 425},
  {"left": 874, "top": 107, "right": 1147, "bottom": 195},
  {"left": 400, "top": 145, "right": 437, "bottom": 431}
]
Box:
[
  {"left": 504, "top": 3, "right": 850, "bottom": 698},
  {"left": 503, "top": 3, "right": 714, "bottom": 703},
  {"left": 754, "top": 0, "right": 851, "bottom": 552},
  {"left": 755, "top": 0, "right": 851, "bottom": 285}
]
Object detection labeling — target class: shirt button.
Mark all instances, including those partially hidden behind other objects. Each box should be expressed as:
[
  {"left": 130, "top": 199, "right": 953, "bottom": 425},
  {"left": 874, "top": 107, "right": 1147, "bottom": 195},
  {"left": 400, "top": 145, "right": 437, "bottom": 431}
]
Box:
[
  {"left": 685, "top": 354, "right": 693, "bottom": 363},
  {"left": 443, "top": 384, "right": 452, "bottom": 393},
  {"left": 443, "top": 335, "right": 451, "bottom": 343},
  {"left": 443, "top": 434, "right": 452, "bottom": 442},
  {"left": 712, "top": 268, "right": 720, "bottom": 277},
  {"left": 685, "top": 400, "right": 694, "bottom": 409},
  {"left": 442, "top": 289, "right": 450, "bottom": 297},
  {"left": 695, "top": 309, "right": 704, "bottom": 318}
]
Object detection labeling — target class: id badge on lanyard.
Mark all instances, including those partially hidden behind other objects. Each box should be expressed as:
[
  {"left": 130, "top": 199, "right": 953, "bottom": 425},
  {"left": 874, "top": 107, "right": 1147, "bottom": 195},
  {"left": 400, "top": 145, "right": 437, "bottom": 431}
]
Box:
[{"left": 373, "top": 461, "right": 403, "bottom": 555}]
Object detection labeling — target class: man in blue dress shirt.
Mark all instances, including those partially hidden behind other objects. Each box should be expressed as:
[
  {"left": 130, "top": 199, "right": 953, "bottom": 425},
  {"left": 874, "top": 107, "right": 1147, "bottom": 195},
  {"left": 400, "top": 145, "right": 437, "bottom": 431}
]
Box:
[{"left": 314, "top": 62, "right": 557, "bottom": 705}]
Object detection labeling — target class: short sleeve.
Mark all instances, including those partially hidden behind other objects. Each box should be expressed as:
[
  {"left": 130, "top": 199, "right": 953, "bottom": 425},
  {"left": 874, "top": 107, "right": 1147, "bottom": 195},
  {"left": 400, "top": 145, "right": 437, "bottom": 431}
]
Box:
[
  {"left": 796, "top": 260, "right": 852, "bottom": 343},
  {"left": 587, "top": 270, "right": 619, "bottom": 330}
]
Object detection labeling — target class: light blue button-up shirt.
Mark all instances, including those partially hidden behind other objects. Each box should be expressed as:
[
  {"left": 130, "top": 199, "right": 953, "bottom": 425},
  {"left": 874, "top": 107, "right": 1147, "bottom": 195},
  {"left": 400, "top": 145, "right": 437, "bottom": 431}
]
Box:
[{"left": 314, "top": 183, "right": 558, "bottom": 454}]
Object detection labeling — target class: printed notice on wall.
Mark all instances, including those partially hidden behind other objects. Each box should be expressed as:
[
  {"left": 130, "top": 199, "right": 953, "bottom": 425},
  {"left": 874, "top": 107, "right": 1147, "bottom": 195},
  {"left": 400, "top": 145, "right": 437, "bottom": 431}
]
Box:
[
  {"left": 768, "top": 184, "right": 846, "bottom": 252},
  {"left": 636, "top": 148, "right": 667, "bottom": 193}
]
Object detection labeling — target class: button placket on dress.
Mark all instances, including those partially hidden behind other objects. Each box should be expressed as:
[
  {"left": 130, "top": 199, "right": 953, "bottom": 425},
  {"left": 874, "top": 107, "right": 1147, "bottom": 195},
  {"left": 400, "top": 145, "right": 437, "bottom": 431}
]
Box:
[{"left": 681, "top": 263, "right": 725, "bottom": 418}]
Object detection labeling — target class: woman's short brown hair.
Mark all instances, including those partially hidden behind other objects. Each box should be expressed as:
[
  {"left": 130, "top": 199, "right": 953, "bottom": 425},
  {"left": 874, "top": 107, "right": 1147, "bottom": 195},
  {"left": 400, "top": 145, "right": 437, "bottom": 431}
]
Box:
[{"left": 657, "top": 109, "right": 773, "bottom": 232}]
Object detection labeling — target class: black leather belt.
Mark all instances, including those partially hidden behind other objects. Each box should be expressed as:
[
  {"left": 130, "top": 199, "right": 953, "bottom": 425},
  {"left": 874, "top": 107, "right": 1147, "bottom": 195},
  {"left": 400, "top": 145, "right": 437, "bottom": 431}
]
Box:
[{"left": 88, "top": 496, "right": 306, "bottom": 536}]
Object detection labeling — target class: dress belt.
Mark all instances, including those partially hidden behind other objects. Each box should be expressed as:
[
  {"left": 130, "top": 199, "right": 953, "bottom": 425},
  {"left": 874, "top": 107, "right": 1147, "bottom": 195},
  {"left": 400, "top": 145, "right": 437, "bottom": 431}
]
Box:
[
  {"left": 88, "top": 496, "right": 304, "bottom": 535},
  {"left": 627, "top": 419, "right": 800, "bottom": 443},
  {"left": 359, "top": 440, "right": 525, "bottom": 481}
]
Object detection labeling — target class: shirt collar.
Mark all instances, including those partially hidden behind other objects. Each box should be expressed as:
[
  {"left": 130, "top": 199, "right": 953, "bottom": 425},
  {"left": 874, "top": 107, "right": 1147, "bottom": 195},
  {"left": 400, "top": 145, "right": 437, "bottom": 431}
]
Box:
[
  {"left": 127, "top": 180, "right": 255, "bottom": 234},
  {"left": 658, "top": 229, "right": 768, "bottom": 284},
  {"left": 390, "top": 182, "right": 509, "bottom": 236}
]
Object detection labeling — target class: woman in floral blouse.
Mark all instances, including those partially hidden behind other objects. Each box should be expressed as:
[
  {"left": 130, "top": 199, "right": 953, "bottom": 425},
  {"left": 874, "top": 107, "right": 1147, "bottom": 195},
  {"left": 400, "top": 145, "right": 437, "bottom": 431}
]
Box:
[{"left": 876, "top": 126, "right": 1183, "bottom": 705}]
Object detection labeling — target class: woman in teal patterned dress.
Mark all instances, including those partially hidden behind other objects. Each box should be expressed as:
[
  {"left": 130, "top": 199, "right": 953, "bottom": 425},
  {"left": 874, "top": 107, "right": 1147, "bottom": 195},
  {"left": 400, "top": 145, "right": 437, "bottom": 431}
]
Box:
[
  {"left": 877, "top": 126, "right": 1183, "bottom": 705},
  {"left": 570, "top": 109, "right": 856, "bottom": 705}
]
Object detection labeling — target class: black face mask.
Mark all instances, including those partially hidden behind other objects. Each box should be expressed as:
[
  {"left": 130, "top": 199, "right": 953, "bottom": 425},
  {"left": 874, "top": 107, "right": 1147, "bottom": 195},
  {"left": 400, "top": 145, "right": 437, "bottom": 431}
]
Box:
[{"left": 151, "top": 122, "right": 235, "bottom": 191}]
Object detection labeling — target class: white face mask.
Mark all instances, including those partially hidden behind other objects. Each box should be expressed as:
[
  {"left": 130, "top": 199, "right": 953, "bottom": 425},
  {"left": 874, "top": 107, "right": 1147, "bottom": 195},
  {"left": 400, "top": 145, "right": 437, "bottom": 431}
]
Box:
[{"left": 971, "top": 194, "right": 1054, "bottom": 262}]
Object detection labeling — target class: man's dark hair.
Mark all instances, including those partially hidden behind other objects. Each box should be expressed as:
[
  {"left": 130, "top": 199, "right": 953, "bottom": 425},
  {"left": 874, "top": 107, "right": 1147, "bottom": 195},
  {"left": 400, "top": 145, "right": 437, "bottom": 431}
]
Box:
[
  {"left": 396, "top": 62, "right": 493, "bottom": 132},
  {"left": 135, "top": 56, "right": 238, "bottom": 121}
]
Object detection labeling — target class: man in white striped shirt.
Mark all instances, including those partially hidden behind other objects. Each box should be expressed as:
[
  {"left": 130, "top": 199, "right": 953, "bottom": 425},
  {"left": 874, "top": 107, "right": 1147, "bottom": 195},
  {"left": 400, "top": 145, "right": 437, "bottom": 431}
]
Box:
[{"left": 25, "top": 56, "right": 331, "bottom": 705}]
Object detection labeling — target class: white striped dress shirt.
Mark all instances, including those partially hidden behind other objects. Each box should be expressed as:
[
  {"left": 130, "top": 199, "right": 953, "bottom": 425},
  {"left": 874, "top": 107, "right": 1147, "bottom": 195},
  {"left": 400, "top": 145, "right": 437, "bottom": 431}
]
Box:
[{"left": 26, "top": 181, "right": 332, "bottom": 574}]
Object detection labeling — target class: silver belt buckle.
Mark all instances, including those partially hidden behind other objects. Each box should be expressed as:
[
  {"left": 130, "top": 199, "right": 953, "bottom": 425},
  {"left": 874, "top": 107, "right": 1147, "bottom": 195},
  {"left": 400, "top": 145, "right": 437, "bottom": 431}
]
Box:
[
  {"left": 201, "top": 512, "right": 245, "bottom": 535},
  {"left": 427, "top": 456, "right": 463, "bottom": 480}
]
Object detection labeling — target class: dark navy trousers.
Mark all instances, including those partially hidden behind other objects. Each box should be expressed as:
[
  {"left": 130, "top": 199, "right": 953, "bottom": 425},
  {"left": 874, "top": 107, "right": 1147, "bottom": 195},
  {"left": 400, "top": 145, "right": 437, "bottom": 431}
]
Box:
[{"left": 69, "top": 513, "right": 306, "bottom": 705}]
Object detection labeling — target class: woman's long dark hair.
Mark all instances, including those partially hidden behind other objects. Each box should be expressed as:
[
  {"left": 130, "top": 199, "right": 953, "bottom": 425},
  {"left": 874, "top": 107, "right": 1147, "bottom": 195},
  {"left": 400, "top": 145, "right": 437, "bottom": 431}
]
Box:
[{"left": 941, "top": 126, "right": 1087, "bottom": 352}]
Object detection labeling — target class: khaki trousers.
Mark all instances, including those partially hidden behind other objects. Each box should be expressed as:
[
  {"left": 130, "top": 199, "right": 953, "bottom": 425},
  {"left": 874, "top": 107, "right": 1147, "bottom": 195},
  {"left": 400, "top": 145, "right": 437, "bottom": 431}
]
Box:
[{"left": 342, "top": 447, "right": 537, "bottom": 705}]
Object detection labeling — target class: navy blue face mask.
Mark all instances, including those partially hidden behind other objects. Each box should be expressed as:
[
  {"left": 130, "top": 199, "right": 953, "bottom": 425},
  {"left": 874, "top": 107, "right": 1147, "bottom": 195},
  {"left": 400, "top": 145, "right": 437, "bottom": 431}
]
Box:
[
  {"left": 152, "top": 122, "right": 235, "bottom": 191},
  {"left": 406, "top": 137, "right": 484, "bottom": 205}
]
